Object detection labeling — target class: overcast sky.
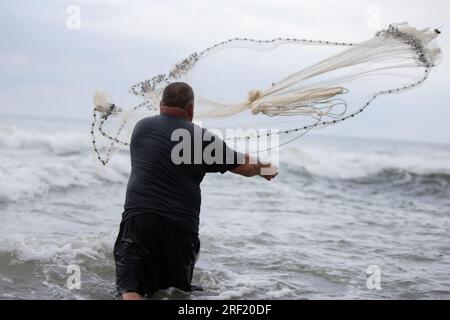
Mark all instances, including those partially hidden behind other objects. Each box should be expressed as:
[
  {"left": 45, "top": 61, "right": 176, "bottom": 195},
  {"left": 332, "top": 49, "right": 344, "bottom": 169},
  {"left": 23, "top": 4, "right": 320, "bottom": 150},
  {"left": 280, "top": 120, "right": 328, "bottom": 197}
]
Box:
[{"left": 0, "top": 0, "right": 449, "bottom": 143}]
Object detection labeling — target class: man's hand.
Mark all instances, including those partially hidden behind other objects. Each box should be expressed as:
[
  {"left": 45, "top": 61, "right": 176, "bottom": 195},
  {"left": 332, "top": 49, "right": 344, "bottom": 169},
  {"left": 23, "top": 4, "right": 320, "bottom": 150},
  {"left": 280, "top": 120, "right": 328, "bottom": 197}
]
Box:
[
  {"left": 230, "top": 154, "right": 278, "bottom": 181},
  {"left": 259, "top": 161, "right": 278, "bottom": 181}
]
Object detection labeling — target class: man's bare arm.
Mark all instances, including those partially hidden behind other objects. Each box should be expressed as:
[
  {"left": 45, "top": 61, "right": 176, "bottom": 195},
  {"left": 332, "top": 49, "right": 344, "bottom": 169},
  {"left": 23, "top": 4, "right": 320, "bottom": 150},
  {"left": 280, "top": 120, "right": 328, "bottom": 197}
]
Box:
[{"left": 230, "top": 154, "right": 278, "bottom": 181}]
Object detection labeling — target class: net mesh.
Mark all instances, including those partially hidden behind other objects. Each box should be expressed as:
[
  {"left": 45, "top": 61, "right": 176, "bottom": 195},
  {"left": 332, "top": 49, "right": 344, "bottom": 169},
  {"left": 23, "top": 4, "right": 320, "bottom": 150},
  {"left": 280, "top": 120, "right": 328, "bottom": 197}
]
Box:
[{"left": 91, "top": 23, "right": 442, "bottom": 164}]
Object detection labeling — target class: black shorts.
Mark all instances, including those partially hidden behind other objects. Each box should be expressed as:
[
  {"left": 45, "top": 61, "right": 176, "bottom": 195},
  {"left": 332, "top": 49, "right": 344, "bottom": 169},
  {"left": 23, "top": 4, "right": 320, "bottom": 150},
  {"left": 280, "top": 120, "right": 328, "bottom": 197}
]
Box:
[{"left": 113, "top": 213, "right": 200, "bottom": 297}]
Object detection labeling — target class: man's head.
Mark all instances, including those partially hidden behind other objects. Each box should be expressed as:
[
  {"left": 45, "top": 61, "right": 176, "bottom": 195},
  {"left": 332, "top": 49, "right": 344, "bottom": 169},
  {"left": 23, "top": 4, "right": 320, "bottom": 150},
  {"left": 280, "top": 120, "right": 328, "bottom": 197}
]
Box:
[{"left": 160, "top": 82, "right": 194, "bottom": 121}]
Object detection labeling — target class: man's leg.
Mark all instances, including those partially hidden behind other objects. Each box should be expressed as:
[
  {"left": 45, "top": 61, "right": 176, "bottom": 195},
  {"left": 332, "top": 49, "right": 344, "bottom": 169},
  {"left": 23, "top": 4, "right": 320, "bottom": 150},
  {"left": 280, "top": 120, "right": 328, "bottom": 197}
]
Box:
[{"left": 114, "top": 219, "right": 146, "bottom": 299}]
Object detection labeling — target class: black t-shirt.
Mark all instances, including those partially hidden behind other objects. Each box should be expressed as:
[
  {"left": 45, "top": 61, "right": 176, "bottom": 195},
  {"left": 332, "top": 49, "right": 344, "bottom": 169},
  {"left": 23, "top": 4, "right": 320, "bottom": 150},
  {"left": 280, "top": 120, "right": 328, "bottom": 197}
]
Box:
[{"left": 123, "top": 114, "right": 242, "bottom": 234}]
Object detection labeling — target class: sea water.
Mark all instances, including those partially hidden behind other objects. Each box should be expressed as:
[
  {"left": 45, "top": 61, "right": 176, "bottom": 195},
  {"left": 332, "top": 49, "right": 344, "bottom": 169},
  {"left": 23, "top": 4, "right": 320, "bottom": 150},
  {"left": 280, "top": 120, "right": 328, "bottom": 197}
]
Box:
[{"left": 0, "top": 115, "right": 449, "bottom": 299}]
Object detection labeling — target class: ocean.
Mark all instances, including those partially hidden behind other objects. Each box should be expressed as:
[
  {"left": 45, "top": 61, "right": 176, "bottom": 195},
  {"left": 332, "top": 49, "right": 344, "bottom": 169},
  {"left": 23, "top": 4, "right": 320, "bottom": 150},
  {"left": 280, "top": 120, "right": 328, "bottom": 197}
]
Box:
[{"left": 0, "top": 114, "right": 449, "bottom": 300}]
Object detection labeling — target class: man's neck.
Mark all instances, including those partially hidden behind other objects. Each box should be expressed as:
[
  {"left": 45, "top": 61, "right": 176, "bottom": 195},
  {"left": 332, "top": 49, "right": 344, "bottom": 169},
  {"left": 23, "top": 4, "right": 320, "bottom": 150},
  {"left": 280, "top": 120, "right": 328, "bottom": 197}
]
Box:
[{"left": 160, "top": 105, "right": 191, "bottom": 122}]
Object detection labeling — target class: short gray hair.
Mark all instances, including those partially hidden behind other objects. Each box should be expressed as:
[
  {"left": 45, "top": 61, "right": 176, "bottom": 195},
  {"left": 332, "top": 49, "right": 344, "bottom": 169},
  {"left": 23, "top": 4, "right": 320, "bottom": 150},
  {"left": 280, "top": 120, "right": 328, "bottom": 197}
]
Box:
[{"left": 161, "top": 82, "right": 194, "bottom": 109}]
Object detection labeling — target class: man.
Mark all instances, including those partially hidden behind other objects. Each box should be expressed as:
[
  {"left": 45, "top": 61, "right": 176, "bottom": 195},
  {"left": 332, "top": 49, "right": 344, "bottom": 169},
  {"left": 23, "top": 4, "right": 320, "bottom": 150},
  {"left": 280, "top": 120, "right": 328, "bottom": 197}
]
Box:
[{"left": 114, "top": 82, "right": 278, "bottom": 300}]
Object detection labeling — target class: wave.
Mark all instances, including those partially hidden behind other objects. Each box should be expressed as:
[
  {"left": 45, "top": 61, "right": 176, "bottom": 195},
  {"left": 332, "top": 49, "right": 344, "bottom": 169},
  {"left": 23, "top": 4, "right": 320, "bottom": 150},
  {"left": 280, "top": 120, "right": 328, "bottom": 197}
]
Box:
[
  {"left": 1, "top": 155, "right": 448, "bottom": 204},
  {"left": 1, "top": 123, "right": 449, "bottom": 203},
  {"left": 281, "top": 141, "right": 450, "bottom": 197},
  {"left": 0, "top": 228, "right": 116, "bottom": 266},
  {"left": 0, "top": 124, "right": 133, "bottom": 204},
  {"left": 0, "top": 154, "right": 130, "bottom": 204},
  {"left": 348, "top": 167, "right": 450, "bottom": 184},
  {"left": 283, "top": 164, "right": 450, "bottom": 198},
  {"left": 281, "top": 142, "right": 450, "bottom": 179},
  {"left": 348, "top": 168, "right": 450, "bottom": 197},
  {"left": 0, "top": 125, "right": 91, "bottom": 155}
]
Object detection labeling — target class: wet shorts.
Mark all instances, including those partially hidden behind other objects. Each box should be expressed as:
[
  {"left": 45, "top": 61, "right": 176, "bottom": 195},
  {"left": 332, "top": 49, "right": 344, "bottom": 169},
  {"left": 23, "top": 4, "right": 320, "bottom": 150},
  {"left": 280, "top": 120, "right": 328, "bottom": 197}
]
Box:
[{"left": 113, "top": 213, "right": 200, "bottom": 297}]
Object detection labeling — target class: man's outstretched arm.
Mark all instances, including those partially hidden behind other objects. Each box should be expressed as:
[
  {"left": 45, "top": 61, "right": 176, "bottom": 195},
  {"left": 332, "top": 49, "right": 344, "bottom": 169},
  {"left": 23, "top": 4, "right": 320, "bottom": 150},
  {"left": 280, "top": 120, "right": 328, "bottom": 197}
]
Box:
[{"left": 230, "top": 154, "right": 278, "bottom": 181}]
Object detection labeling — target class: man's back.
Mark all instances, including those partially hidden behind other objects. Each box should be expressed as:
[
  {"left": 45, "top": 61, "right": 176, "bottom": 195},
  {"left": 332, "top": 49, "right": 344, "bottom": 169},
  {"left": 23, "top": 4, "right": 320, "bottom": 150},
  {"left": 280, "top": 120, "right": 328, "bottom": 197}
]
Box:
[
  {"left": 124, "top": 113, "right": 205, "bottom": 233},
  {"left": 124, "top": 113, "right": 239, "bottom": 234}
]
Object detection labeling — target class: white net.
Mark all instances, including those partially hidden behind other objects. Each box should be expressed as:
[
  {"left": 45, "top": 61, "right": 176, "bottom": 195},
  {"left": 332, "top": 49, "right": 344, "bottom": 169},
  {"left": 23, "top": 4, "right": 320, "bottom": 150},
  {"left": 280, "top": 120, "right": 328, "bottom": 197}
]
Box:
[{"left": 91, "top": 23, "right": 442, "bottom": 165}]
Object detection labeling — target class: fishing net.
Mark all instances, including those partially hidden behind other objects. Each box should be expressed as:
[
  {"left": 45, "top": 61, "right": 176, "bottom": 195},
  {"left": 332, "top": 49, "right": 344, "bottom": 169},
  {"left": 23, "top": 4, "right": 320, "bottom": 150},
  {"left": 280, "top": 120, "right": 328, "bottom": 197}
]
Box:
[{"left": 91, "top": 23, "right": 441, "bottom": 165}]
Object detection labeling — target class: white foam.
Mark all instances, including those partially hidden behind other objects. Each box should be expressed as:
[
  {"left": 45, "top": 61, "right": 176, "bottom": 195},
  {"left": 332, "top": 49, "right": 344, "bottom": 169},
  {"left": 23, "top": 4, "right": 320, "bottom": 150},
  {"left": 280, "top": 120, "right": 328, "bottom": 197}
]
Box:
[
  {"left": 0, "top": 125, "right": 90, "bottom": 154},
  {"left": 2, "top": 121, "right": 448, "bottom": 204},
  {"left": 0, "top": 228, "right": 117, "bottom": 264},
  {"left": 265, "top": 287, "right": 295, "bottom": 299},
  {"left": 0, "top": 277, "right": 13, "bottom": 284},
  {"left": 0, "top": 151, "right": 130, "bottom": 203},
  {"left": 281, "top": 138, "right": 450, "bottom": 179}
]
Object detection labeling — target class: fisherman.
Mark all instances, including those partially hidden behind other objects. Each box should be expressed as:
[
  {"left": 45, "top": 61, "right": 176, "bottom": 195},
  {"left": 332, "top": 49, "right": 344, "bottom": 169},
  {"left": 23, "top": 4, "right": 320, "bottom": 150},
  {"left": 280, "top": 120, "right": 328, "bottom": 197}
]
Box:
[{"left": 114, "top": 82, "right": 278, "bottom": 299}]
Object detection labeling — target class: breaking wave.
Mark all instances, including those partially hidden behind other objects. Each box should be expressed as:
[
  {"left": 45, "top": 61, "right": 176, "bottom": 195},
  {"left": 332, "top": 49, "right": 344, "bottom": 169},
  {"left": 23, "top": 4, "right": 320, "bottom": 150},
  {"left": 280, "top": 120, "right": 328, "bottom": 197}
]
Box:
[{"left": 1, "top": 123, "right": 449, "bottom": 203}]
